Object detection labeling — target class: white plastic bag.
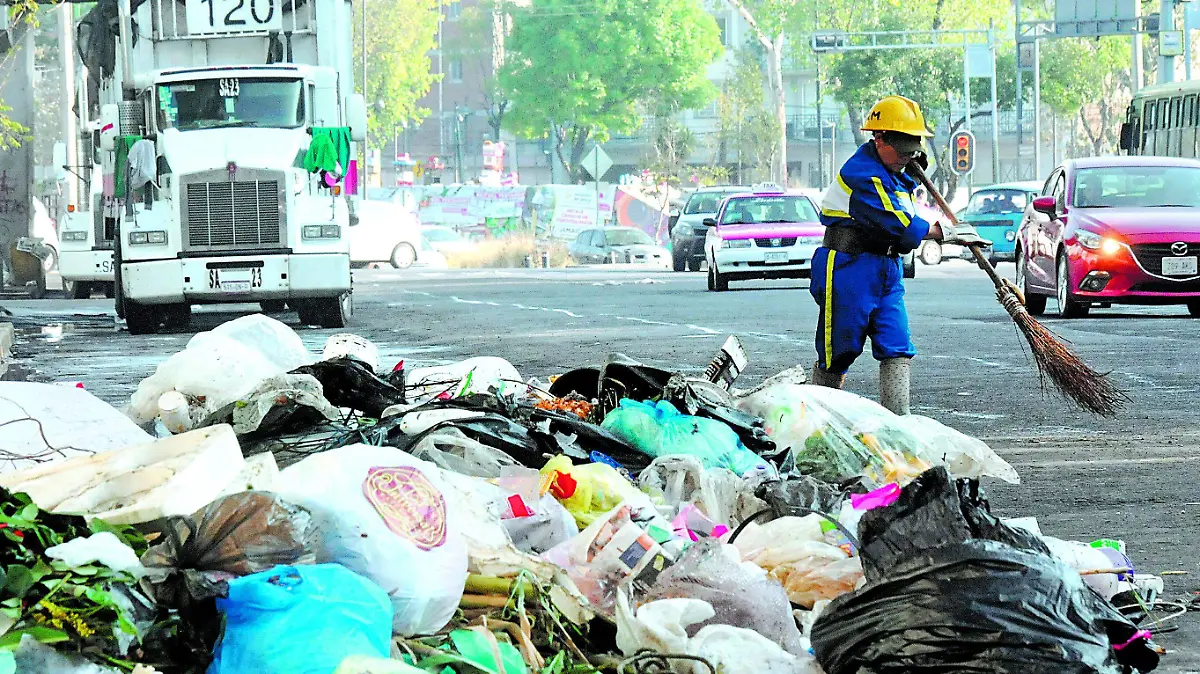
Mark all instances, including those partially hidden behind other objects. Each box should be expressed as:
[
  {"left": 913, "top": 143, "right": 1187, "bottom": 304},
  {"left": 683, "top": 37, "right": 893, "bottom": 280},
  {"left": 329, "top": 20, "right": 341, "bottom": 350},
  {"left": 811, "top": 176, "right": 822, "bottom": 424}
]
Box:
[
  {"left": 637, "top": 456, "right": 763, "bottom": 527},
  {"left": 732, "top": 516, "right": 863, "bottom": 609},
  {"left": 409, "top": 428, "right": 521, "bottom": 478},
  {"left": 406, "top": 357, "right": 522, "bottom": 402},
  {"left": 892, "top": 414, "right": 1020, "bottom": 484},
  {"left": 45, "top": 532, "right": 145, "bottom": 576},
  {"left": 130, "top": 315, "right": 312, "bottom": 429},
  {"left": 277, "top": 444, "right": 468, "bottom": 635}
]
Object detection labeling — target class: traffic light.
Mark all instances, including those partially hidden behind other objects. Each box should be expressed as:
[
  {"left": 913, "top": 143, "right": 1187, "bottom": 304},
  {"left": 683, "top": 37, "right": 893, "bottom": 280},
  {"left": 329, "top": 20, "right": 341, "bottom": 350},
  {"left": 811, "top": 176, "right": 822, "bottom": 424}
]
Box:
[{"left": 951, "top": 130, "right": 975, "bottom": 175}]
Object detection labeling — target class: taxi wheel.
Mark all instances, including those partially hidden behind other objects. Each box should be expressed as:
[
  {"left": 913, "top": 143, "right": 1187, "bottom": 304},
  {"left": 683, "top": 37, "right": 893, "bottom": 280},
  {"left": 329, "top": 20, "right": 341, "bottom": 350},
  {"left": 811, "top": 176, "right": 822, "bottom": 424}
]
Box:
[
  {"left": 708, "top": 263, "right": 728, "bottom": 292},
  {"left": 1056, "top": 253, "right": 1090, "bottom": 318},
  {"left": 1187, "top": 301, "right": 1200, "bottom": 317},
  {"left": 1015, "top": 249, "right": 1046, "bottom": 316}
]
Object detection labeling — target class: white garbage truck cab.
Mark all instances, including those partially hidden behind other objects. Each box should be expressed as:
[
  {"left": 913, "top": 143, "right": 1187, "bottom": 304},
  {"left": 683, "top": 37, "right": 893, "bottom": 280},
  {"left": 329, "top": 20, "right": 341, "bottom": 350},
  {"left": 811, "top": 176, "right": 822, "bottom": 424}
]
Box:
[{"left": 57, "top": 0, "right": 366, "bottom": 333}]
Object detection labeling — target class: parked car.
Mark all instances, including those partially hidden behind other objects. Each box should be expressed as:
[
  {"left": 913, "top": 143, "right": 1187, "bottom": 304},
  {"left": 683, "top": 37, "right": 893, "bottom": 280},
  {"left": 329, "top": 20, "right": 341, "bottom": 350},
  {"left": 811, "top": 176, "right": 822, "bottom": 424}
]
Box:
[
  {"left": 703, "top": 188, "right": 824, "bottom": 291},
  {"left": 1015, "top": 156, "right": 1200, "bottom": 318},
  {"left": 956, "top": 181, "right": 1042, "bottom": 265},
  {"left": 349, "top": 200, "right": 423, "bottom": 268},
  {"left": 421, "top": 225, "right": 477, "bottom": 256},
  {"left": 568, "top": 227, "right": 671, "bottom": 266},
  {"left": 670, "top": 185, "right": 751, "bottom": 271}
]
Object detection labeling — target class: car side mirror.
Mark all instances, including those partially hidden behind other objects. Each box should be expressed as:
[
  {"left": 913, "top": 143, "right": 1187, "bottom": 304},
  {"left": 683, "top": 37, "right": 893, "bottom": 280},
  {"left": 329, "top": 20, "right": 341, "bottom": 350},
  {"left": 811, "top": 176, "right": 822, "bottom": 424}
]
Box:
[
  {"left": 1032, "top": 196, "right": 1057, "bottom": 217},
  {"left": 702, "top": 217, "right": 717, "bottom": 227}
]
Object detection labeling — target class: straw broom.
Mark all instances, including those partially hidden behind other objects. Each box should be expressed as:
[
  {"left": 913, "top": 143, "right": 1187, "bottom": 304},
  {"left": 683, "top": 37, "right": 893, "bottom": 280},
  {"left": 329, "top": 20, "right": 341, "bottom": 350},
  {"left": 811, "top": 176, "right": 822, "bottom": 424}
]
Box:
[{"left": 909, "top": 163, "right": 1127, "bottom": 417}]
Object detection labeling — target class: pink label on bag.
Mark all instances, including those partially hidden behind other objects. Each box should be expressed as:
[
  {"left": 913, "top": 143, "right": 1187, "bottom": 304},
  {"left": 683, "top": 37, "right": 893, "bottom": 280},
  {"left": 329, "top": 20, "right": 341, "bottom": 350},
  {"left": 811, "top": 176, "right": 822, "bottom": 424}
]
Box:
[{"left": 363, "top": 466, "right": 447, "bottom": 550}]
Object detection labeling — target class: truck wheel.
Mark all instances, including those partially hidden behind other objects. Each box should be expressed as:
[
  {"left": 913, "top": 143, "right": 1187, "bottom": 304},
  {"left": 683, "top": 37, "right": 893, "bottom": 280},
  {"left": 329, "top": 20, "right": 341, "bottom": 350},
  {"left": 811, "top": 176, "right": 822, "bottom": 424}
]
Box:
[
  {"left": 296, "top": 297, "right": 348, "bottom": 328},
  {"left": 42, "top": 246, "right": 57, "bottom": 273},
  {"left": 69, "top": 281, "right": 92, "bottom": 300},
  {"left": 391, "top": 243, "right": 417, "bottom": 269},
  {"left": 103, "top": 283, "right": 115, "bottom": 299},
  {"left": 124, "top": 300, "right": 159, "bottom": 335},
  {"left": 260, "top": 300, "right": 287, "bottom": 313},
  {"left": 162, "top": 303, "right": 191, "bottom": 330}
]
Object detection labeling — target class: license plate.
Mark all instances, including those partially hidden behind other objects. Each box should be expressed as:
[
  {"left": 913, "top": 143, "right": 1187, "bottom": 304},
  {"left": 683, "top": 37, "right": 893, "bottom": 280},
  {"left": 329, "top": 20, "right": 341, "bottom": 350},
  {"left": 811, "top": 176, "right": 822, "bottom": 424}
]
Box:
[
  {"left": 764, "top": 252, "right": 788, "bottom": 264},
  {"left": 1162, "top": 256, "right": 1198, "bottom": 276},
  {"left": 218, "top": 269, "right": 253, "bottom": 292}
]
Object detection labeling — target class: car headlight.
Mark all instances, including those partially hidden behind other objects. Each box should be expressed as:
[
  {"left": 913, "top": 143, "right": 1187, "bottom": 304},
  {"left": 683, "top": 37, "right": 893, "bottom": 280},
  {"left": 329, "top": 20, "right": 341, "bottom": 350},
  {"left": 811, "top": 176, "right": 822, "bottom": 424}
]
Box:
[
  {"left": 302, "top": 224, "right": 342, "bottom": 239},
  {"left": 62, "top": 231, "right": 88, "bottom": 242},
  {"left": 1075, "top": 229, "right": 1102, "bottom": 250},
  {"left": 1100, "top": 238, "right": 1122, "bottom": 255},
  {"left": 797, "top": 236, "right": 823, "bottom": 246},
  {"left": 721, "top": 239, "right": 751, "bottom": 249},
  {"left": 128, "top": 230, "right": 167, "bottom": 245},
  {"left": 1005, "top": 230, "right": 1017, "bottom": 242}
]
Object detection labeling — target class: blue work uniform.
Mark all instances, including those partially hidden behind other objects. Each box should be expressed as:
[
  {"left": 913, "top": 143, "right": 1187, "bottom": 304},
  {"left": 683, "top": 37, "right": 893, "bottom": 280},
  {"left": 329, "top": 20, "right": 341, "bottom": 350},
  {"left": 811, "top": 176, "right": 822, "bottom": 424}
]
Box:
[{"left": 812, "top": 141, "right": 932, "bottom": 374}]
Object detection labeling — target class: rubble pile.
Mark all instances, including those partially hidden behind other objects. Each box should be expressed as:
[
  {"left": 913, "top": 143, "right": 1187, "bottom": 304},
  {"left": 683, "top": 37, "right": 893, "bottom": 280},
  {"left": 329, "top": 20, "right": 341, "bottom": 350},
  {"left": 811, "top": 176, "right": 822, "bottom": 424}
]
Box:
[{"left": 0, "top": 315, "right": 1170, "bottom": 673}]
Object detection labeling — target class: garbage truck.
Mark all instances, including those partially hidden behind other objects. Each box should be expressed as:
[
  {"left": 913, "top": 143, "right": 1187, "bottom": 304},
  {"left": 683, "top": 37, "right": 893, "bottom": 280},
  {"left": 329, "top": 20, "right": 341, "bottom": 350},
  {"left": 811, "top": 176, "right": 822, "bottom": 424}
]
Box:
[{"left": 56, "top": 0, "right": 366, "bottom": 333}]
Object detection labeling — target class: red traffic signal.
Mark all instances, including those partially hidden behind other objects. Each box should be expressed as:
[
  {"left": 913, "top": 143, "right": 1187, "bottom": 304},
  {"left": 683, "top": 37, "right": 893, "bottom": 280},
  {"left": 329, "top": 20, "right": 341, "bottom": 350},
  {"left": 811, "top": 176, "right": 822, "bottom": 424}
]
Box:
[{"left": 951, "top": 130, "right": 975, "bottom": 175}]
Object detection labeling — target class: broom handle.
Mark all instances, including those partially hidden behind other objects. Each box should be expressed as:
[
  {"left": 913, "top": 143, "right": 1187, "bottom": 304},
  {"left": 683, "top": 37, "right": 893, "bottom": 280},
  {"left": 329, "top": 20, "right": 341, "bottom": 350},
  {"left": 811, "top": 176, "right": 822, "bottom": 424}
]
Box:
[{"left": 907, "top": 163, "right": 1006, "bottom": 291}]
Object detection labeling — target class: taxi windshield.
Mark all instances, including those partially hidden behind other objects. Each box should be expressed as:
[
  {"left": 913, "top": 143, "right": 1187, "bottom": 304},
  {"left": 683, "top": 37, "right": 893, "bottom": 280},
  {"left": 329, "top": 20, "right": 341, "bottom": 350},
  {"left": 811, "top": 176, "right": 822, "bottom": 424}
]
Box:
[
  {"left": 965, "top": 189, "right": 1029, "bottom": 215},
  {"left": 720, "top": 195, "right": 817, "bottom": 225}
]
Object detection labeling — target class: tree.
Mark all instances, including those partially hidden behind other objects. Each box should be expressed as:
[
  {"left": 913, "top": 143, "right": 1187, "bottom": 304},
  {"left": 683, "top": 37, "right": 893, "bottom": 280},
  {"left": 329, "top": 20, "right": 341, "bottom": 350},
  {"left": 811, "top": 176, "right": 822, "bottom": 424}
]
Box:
[
  {"left": 724, "top": 0, "right": 794, "bottom": 186},
  {"left": 353, "top": 0, "right": 445, "bottom": 149},
  {"left": 716, "top": 50, "right": 779, "bottom": 183},
  {"left": 1040, "top": 37, "right": 1131, "bottom": 156},
  {"left": 499, "top": 0, "right": 722, "bottom": 182},
  {"left": 445, "top": 0, "right": 510, "bottom": 141}
]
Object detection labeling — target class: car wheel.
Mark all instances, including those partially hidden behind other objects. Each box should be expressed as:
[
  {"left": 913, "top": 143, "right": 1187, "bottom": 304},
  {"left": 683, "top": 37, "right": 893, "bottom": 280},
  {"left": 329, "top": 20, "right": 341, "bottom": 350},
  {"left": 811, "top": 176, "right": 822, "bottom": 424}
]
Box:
[
  {"left": 919, "top": 241, "right": 942, "bottom": 266},
  {"left": 1188, "top": 301, "right": 1200, "bottom": 317},
  {"left": 390, "top": 243, "right": 417, "bottom": 269},
  {"left": 42, "top": 246, "right": 57, "bottom": 273},
  {"left": 902, "top": 254, "right": 916, "bottom": 279},
  {"left": 673, "top": 249, "right": 687, "bottom": 272},
  {"left": 1056, "top": 253, "right": 1090, "bottom": 318},
  {"left": 708, "top": 262, "right": 728, "bottom": 292},
  {"left": 1015, "top": 248, "right": 1047, "bottom": 316}
]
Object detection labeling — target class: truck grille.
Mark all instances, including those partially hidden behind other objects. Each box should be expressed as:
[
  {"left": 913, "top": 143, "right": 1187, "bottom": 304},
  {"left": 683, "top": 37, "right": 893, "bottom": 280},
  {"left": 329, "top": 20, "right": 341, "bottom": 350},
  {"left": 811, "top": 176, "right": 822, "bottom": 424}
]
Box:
[
  {"left": 1131, "top": 242, "right": 1200, "bottom": 276},
  {"left": 755, "top": 237, "right": 798, "bottom": 248},
  {"left": 180, "top": 169, "right": 286, "bottom": 252}
]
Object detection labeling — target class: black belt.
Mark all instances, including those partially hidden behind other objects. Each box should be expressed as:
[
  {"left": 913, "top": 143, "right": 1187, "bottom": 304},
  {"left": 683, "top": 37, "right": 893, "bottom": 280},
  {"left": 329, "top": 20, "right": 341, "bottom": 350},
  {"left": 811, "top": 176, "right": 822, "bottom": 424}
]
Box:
[{"left": 822, "top": 226, "right": 900, "bottom": 257}]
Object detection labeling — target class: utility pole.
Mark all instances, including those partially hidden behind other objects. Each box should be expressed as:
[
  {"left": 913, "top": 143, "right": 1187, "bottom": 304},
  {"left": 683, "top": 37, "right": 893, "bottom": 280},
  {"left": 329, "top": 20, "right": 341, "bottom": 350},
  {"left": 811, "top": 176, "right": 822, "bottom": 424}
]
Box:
[
  {"left": 1015, "top": 0, "right": 1023, "bottom": 178},
  {"left": 454, "top": 105, "right": 465, "bottom": 184},
  {"left": 1033, "top": 36, "right": 1042, "bottom": 179},
  {"left": 815, "top": 59, "right": 825, "bottom": 187},
  {"left": 58, "top": 3, "right": 78, "bottom": 207},
  {"left": 437, "top": 0, "right": 445, "bottom": 158},
  {"left": 362, "top": 0, "right": 368, "bottom": 184},
  {"left": 989, "top": 22, "right": 1000, "bottom": 184},
  {"left": 1160, "top": 0, "right": 1176, "bottom": 84}
]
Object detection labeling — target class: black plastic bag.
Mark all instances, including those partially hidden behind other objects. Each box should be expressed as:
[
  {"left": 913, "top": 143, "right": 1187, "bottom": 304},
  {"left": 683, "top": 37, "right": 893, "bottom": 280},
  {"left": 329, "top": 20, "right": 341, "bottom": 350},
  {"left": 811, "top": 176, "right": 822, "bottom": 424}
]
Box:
[
  {"left": 810, "top": 467, "right": 1159, "bottom": 674},
  {"left": 140, "top": 492, "right": 316, "bottom": 607},
  {"left": 755, "top": 475, "right": 848, "bottom": 519},
  {"left": 291, "top": 356, "right": 405, "bottom": 418}
]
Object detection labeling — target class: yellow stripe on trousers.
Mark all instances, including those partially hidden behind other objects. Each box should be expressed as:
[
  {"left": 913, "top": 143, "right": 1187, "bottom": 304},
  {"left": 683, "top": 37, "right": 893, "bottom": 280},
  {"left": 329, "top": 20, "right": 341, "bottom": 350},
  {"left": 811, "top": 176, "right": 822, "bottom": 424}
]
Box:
[{"left": 823, "top": 249, "right": 836, "bottom": 369}]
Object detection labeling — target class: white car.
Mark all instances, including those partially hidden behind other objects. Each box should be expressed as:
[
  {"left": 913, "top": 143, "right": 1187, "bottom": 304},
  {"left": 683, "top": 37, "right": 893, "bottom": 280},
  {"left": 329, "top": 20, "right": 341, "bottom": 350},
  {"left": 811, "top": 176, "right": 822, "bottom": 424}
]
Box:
[
  {"left": 349, "top": 200, "right": 424, "bottom": 268},
  {"left": 421, "top": 225, "right": 476, "bottom": 256},
  {"left": 32, "top": 197, "right": 58, "bottom": 272}
]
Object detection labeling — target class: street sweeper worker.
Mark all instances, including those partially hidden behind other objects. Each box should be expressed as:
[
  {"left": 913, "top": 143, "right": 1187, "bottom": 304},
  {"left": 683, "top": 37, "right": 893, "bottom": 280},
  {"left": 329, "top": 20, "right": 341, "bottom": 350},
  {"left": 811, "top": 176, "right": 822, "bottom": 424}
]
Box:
[{"left": 812, "top": 95, "right": 989, "bottom": 415}]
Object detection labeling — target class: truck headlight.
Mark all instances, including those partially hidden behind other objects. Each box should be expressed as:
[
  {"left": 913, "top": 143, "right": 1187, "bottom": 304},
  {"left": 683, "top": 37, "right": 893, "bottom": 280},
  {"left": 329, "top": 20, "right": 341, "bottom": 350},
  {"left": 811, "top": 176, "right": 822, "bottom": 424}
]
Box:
[
  {"left": 303, "top": 224, "right": 342, "bottom": 239},
  {"left": 62, "top": 231, "right": 88, "bottom": 242},
  {"left": 128, "top": 230, "right": 167, "bottom": 245},
  {"left": 721, "top": 239, "right": 751, "bottom": 249}
]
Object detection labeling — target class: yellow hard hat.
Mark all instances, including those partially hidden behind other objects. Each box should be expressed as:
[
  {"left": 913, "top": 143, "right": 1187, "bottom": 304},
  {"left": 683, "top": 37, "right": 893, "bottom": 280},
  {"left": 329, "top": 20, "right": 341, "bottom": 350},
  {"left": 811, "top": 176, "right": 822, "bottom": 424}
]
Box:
[{"left": 861, "top": 96, "right": 933, "bottom": 138}]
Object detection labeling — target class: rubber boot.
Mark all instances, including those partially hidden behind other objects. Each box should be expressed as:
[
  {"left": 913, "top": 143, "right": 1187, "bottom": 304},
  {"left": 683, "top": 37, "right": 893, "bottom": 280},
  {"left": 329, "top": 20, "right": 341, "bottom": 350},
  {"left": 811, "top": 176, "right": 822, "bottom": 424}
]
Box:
[
  {"left": 810, "top": 361, "right": 846, "bottom": 389},
  {"left": 879, "top": 358, "right": 911, "bottom": 416}
]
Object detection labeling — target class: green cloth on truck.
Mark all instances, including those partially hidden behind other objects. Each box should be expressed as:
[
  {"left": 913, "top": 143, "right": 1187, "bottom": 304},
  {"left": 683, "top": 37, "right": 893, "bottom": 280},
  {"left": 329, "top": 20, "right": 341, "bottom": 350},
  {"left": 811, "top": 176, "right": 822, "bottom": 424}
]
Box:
[
  {"left": 305, "top": 126, "right": 352, "bottom": 175},
  {"left": 114, "top": 134, "right": 143, "bottom": 197}
]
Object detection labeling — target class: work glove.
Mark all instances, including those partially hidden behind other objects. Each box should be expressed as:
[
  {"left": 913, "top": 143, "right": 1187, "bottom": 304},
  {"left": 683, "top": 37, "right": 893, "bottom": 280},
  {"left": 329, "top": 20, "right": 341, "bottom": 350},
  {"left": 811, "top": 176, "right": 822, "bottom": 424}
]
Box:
[
  {"left": 909, "top": 151, "right": 929, "bottom": 172},
  {"left": 940, "top": 221, "right": 992, "bottom": 247}
]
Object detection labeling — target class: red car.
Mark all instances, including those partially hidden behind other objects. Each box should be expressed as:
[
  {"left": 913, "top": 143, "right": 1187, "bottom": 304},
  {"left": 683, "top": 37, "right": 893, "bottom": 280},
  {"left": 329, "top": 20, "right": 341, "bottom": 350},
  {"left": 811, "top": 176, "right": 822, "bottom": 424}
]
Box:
[{"left": 1015, "top": 156, "right": 1200, "bottom": 318}]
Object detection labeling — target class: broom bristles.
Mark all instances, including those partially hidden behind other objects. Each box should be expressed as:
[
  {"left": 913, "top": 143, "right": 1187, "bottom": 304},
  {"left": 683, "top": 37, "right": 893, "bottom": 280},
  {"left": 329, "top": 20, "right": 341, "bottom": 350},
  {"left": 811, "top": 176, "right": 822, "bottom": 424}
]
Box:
[{"left": 998, "top": 287, "right": 1128, "bottom": 417}]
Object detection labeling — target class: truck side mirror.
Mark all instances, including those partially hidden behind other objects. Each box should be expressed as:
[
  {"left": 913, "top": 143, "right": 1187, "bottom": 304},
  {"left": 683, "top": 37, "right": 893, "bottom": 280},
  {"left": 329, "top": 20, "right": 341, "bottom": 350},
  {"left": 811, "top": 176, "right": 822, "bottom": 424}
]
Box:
[
  {"left": 99, "top": 104, "right": 120, "bottom": 151},
  {"left": 347, "top": 95, "right": 367, "bottom": 142},
  {"left": 1118, "top": 123, "right": 1132, "bottom": 152}
]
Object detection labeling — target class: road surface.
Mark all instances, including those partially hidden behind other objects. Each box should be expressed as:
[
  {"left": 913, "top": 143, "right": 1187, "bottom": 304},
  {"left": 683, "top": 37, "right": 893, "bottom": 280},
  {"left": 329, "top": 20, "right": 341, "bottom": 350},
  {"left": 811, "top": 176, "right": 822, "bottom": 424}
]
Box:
[{"left": 5, "top": 260, "right": 1198, "bottom": 670}]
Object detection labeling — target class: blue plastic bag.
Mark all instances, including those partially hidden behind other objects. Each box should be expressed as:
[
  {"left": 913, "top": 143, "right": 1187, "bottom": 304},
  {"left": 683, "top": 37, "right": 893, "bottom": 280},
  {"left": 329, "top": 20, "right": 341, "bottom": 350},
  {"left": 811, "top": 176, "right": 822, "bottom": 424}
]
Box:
[
  {"left": 208, "top": 564, "right": 394, "bottom": 674},
  {"left": 601, "top": 399, "right": 770, "bottom": 476}
]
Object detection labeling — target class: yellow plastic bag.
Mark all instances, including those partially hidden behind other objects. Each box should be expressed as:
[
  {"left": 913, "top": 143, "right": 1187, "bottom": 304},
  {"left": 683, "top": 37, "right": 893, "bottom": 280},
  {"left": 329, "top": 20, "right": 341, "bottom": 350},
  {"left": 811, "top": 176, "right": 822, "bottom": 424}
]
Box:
[{"left": 539, "top": 456, "right": 647, "bottom": 528}]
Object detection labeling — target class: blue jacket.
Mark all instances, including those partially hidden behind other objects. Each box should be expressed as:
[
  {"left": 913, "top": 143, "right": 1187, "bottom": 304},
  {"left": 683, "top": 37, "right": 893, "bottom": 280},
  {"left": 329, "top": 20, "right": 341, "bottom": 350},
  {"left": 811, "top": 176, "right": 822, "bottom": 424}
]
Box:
[{"left": 819, "top": 141, "right": 931, "bottom": 252}]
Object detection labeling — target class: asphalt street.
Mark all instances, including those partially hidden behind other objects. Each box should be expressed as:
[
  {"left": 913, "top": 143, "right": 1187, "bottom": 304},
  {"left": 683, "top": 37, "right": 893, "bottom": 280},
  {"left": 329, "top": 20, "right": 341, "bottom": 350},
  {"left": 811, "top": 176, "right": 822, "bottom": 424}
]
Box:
[{"left": 5, "top": 260, "right": 1200, "bottom": 670}]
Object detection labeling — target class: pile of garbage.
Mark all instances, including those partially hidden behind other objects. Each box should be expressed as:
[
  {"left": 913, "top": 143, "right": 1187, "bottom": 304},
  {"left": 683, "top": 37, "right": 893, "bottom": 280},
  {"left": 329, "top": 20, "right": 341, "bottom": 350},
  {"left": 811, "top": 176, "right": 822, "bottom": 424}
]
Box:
[{"left": 0, "top": 315, "right": 1168, "bottom": 673}]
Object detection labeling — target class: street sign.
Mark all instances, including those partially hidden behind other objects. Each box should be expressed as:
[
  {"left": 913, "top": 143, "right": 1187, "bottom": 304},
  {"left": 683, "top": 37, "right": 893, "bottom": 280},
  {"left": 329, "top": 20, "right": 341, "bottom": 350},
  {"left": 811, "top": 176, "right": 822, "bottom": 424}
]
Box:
[
  {"left": 1018, "top": 42, "right": 1036, "bottom": 71},
  {"left": 582, "top": 145, "right": 612, "bottom": 180},
  {"left": 1160, "top": 30, "right": 1184, "bottom": 56},
  {"left": 811, "top": 33, "right": 846, "bottom": 51},
  {"left": 965, "top": 44, "right": 994, "bottom": 78}
]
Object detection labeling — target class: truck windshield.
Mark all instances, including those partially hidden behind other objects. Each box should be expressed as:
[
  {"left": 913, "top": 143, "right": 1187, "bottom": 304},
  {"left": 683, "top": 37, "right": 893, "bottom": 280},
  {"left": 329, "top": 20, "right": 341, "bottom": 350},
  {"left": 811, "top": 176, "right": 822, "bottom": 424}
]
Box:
[{"left": 157, "top": 78, "right": 304, "bottom": 131}]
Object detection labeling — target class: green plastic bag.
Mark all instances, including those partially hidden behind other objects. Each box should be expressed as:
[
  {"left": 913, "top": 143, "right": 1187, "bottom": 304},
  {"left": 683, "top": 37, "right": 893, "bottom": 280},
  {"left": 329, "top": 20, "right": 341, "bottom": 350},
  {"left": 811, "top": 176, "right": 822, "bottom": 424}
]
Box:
[{"left": 601, "top": 399, "right": 769, "bottom": 476}]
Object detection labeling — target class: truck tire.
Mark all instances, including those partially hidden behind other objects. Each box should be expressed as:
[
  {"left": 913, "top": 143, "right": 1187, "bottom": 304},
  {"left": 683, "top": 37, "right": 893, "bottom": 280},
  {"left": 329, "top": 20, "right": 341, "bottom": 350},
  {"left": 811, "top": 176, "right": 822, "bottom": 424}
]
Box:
[
  {"left": 124, "top": 300, "right": 159, "bottom": 335},
  {"left": 260, "top": 300, "right": 287, "bottom": 313},
  {"left": 162, "top": 303, "right": 191, "bottom": 330},
  {"left": 296, "top": 296, "right": 348, "bottom": 328},
  {"left": 69, "top": 281, "right": 92, "bottom": 300}
]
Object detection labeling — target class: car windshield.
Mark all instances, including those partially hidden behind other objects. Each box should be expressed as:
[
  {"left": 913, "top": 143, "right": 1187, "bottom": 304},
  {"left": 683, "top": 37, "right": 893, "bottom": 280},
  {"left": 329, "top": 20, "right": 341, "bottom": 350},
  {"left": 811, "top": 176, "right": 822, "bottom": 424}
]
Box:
[
  {"left": 423, "top": 228, "right": 459, "bottom": 242},
  {"left": 605, "top": 229, "right": 654, "bottom": 246},
  {"left": 157, "top": 77, "right": 305, "bottom": 131},
  {"left": 965, "top": 189, "right": 1029, "bottom": 215},
  {"left": 1073, "top": 166, "right": 1200, "bottom": 208},
  {"left": 720, "top": 195, "right": 818, "bottom": 225},
  {"left": 684, "top": 191, "right": 741, "bottom": 214}
]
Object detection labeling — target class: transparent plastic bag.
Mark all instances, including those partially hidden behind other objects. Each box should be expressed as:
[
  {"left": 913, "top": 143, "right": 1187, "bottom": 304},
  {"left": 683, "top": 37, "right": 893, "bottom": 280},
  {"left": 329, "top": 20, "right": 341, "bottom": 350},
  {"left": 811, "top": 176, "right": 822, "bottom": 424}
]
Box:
[
  {"left": 636, "top": 456, "right": 764, "bottom": 528},
  {"left": 409, "top": 428, "right": 522, "bottom": 478},
  {"left": 733, "top": 516, "right": 864, "bottom": 609},
  {"left": 738, "top": 385, "right": 1013, "bottom": 487},
  {"left": 602, "top": 399, "right": 771, "bottom": 477}
]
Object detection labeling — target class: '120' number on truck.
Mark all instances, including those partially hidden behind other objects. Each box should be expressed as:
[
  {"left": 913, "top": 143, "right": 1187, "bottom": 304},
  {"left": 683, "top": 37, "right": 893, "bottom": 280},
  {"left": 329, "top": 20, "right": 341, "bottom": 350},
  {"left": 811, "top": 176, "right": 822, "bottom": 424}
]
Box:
[{"left": 188, "top": 0, "right": 282, "bottom": 34}]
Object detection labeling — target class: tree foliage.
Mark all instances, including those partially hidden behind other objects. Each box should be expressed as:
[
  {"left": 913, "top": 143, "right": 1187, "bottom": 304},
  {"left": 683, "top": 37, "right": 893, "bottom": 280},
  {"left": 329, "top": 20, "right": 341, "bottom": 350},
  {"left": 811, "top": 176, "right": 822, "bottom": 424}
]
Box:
[
  {"left": 353, "top": 0, "right": 445, "bottom": 149},
  {"left": 715, "top": 50, "right": 779, "bottom": 183},
  {"left": 499, "top": 0, "right": 722, "bottom": 182}
]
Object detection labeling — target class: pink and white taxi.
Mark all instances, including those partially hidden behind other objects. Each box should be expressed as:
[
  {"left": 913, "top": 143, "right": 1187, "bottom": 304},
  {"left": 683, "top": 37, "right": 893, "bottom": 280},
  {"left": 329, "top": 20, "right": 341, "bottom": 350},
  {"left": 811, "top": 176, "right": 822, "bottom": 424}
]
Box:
[{"left": 702, "top": 187, "right": 824, "bottom": 291}]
